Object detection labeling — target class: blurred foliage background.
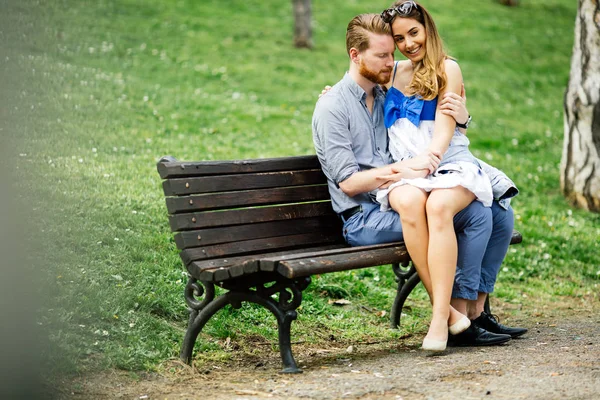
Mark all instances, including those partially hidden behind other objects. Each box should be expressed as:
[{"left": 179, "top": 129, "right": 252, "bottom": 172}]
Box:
[{"left": 3, "top": 0, "right": 596, "bottom": 384}]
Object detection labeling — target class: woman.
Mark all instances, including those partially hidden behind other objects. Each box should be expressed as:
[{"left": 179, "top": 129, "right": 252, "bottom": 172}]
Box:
[{"left": 376, "top": 1, "right": 494, "bottom": 351}]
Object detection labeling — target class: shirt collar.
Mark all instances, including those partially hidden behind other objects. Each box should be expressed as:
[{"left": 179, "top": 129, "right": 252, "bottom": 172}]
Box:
[{"left": 342, "top": 72, "right": 386, "bottom": 102}]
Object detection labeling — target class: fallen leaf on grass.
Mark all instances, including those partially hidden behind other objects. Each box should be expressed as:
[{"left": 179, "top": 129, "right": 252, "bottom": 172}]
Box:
[{"left": 329, "top": 299, "right": 352, "bottom": 306}]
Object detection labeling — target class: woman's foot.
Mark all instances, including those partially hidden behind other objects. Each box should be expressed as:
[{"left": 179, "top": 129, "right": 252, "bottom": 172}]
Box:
[
  {"left": 448, "top": 308, "right": 471, "bottom": 335},
  {"left": 449, "top": 315, "right": 471, "bottom": 335},
  {"left": 422, "top": 337, "right": 447, "bottom": 352},
  {"left": 422, "top": 313, "right": 449, "bottom": 352}
]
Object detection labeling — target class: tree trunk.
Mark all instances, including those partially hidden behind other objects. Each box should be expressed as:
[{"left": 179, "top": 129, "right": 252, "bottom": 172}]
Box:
[
  {"left": 561, "top": 0, "right": 600, "bottom": 212},
  {"left": 292, "top": 0, "right": 312, "bottom": 49}
]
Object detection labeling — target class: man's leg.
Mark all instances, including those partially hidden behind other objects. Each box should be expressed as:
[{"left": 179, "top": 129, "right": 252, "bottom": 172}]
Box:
[
  {"left": 451, "top": 200, "right": 492, "bottom": 308},
  {"left": 448, "top": 201, "right": 512, "bottom": 346},
  {"left": 469, "top": 201, "right": 514, "bottom": 317},
  {"left": 471, "top": 202, "right": 528, "bottom": 337},
  {"left": 342, "top": 202, "right": 404, "bottom": 246}
]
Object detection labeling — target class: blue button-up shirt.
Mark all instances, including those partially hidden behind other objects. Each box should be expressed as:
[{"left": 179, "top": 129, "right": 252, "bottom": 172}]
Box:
[{"left": 312, "top": 73, "right": 394, "bottom": 214}]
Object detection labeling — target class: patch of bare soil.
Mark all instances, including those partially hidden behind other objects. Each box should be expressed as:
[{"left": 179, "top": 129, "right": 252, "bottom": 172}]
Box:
[{"left": 55, "top": 297, "right": 599, "bottom": 400}]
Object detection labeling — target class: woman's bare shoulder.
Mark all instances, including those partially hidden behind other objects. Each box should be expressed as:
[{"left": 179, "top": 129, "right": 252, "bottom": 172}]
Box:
[{"left": 395, "top": 60, "right": 412, "bottom": 73}]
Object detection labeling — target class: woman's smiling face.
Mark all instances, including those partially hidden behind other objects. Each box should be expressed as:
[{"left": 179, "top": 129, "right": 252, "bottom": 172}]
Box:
[{"left": 391, "top": 17, "right": 427, "bottom": 63}]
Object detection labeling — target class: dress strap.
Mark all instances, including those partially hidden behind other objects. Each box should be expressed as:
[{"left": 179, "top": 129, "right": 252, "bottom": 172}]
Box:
[{"left": 391, "top": 61, "right": 400, "bottom": 86}]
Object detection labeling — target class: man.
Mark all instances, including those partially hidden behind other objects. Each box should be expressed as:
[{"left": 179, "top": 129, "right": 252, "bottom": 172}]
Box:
[{"left": 312, "top": 13, "right": 526, "bottom": 347}]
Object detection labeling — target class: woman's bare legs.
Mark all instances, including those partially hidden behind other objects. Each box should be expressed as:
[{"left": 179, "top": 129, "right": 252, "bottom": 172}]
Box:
[
  {"left": 424, "top": 186, "right": 476, "bottom": 344},
  {"left": 388, "top": 185, "right": 467, "bottom": 330}
]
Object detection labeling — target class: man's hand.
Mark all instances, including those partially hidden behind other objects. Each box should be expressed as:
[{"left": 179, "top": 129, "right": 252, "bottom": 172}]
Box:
[
  {"left": 376, "top": 165, "right": 428, "bottom": 185},
  {"left": 439, "top": 83, "right": 469, "bottom": 126},
  {"left": 403, "top": 150, "right": 441, "bottom": 174}
]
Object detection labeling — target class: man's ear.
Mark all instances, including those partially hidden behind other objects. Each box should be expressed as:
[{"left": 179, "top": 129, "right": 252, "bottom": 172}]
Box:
[{"left": 349, "top": 48, "right": 361, "bottom": 64}]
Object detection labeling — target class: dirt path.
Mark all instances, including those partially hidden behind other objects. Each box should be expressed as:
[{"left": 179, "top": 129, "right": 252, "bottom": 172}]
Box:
[{"left": 59, "top": 303, "right": 599, "bottom": 400}]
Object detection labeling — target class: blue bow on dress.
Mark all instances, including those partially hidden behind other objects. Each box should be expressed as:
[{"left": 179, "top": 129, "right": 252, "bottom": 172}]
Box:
[{"left": 384, "top": 89, "right": 424, "bottom": 129}]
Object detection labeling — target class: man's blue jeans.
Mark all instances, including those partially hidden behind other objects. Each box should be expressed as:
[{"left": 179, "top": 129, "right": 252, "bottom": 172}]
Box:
[{"left": 342, "top": 200, "right": 513, "bottom": 300}]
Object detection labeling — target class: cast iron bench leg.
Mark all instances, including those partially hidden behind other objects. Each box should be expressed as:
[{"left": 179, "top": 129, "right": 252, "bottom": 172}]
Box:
[
  {"left": 390, "top": 262, "right": 420, "bottom": 329},
  {"left": 180, "top": 277, "right": 306, "bottom": 374}
]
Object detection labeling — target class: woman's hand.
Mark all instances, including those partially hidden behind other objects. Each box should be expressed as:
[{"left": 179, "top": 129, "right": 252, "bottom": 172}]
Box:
[
  {"left": 439, "top": 83, "right": 469, "bottom": 127},
  {"left": 318, "top": 85, "right": 332, "bottom": 98}
]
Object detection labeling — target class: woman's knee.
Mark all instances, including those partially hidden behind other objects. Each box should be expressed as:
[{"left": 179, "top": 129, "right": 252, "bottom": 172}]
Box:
[
  {"left": 389, "top": 186, "right": 426, "bottom": 215},
  {"left": 425, "top": 196, "right": 454, "bottom": 226}
]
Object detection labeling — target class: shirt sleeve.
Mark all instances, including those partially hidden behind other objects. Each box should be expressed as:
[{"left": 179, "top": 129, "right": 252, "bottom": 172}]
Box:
[{"left": 313, "top": 97, "right": 359, "bottom": 186}]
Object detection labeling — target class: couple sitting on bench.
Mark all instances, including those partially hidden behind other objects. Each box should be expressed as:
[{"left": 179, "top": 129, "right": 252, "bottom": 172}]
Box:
[{"left": 312, "top": 2, "right": 526, "bottom": 352}]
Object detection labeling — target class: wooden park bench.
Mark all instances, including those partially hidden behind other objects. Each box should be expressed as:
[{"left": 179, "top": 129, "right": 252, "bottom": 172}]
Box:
[{"left": 157, "top": 154, "right": 522, "bottom": 373}]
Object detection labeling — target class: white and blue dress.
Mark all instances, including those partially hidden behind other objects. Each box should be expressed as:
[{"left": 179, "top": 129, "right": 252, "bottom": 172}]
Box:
[{"left": 375, "top": 68, "right": 493, "bottom": 211}]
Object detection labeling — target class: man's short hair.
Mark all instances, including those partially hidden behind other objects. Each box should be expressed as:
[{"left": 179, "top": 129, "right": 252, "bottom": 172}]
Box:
[{"left": 346, "top": 13, "right": 391, "bottom": 55}]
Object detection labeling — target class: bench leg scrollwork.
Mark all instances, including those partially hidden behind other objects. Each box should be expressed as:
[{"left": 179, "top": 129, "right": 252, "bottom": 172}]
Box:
[
  {"left": 180, "top": 275, "right": 311, "bottom": 374},
  {"left": 390, "top": 261, "right": 420, "bottom": 329}
]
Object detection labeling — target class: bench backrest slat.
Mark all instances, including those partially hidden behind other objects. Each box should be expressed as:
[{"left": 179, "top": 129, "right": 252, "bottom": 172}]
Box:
[
  {"left": 168, "top": 202, "right": 334, "bottom": 231},
  {"left": 180, "top": 231, "right": 342, "bottom": 265},
  {"left": 174, "top": 215, "right": 340, "bottom": 249},
  {"left": 165, "top": 185, "right": 330, "bottom": 214},
  {"left": 162, "top": 169, "right": 326, "bottom": 196},
  {"left": 158, "top": 155, "right": 321, "bottom": 179}
]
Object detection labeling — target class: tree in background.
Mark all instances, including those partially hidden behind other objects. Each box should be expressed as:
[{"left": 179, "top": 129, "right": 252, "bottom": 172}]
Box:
[
  {"left": 292, "top": 0, "right": 312, "bottom": 48},
  {"left": 561, "top": 0, "right": 600, "bottom": 212}
]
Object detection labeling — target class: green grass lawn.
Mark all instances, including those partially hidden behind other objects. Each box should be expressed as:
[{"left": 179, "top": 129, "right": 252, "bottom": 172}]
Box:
[{"left": 6, "top": 0, "right": 597, "bottom": 377}]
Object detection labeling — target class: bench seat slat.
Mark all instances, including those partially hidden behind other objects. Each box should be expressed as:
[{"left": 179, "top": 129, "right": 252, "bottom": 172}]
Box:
[
  {"left": 169, "top": 202, "right": 335, "bottom": 231},
  {"left": 193, "top": 244, "right": 350, "bottom": 282},
  {"left": 259, "top": 242, "right": 406, "bottom": 272},
  {"left": 158, "top": 155, "right": 321, "bottom": 179},
  {"left": 166, "top": 185, "right": 330, "bottom": 214},
  {"left": 174, "top": 215, "right": 341, "bottom": 249},
  {"left": 180, "top": 231, "right": 345, "bottom": 265},
  {"left": 277, "top": 246, "right": 411, "bottom": 279},
  {"left": 163, "top": 169, "right": 326, "bottom": 196},
  {"left": 188, "top": 244, "right": 347, "bottom": 276}
]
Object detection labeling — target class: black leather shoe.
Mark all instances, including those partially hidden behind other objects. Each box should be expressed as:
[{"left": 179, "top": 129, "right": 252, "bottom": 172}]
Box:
[
  {"left": 473, "top": 311, "right": 528, "bottom": 338},
  {"left": 447, "top": 323, "right": 511, "bottom": 347}
]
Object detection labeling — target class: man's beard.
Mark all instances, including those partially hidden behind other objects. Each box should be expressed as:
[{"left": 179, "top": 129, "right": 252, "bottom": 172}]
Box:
[{"left": 359, "top": 60, "right": 391, "bottom": 85}]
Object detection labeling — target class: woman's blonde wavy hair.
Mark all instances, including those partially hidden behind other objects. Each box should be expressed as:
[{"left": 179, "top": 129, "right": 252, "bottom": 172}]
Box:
[{"left": 388, "top": 1, "right": 452, "bottom": 100}]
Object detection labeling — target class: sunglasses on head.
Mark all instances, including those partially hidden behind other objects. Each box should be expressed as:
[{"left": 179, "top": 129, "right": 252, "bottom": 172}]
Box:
[{"left": 381, "top": 1, "right": 418, "bottom": 24}]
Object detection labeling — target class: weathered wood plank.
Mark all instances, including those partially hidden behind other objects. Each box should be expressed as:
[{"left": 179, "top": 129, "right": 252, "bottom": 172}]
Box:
[
  {"left": 174, "top": 216, "right": 341, "bottom": 249},
  {"left": 163, "top": 169, "right": 326, "bottom": 196},
  {"left": 165, "top": 185, "right": 330, "bottom": 214},
  {"left": 168, "top": 202, "right": 335, "bottom": 231},
  {"left": 194, "top": 245, "right": 350, "bottom": 282},
  {"left": 277, "top": 246, "right": 411, "bottom": 279},
  {"left": 259, "top": 242, "right": 404, "bottom": 271},
  {"left": 179, "top": 231, "right": 344, "bottom": 265},
  {"left": 259, "top": 242, "right": 403, "bottom": 271},
  {"left": 188, "top": 244, "right": 347, "bottom": 277},
  {"left": 157, "top": 155, "right": 321, "bottom": 179}
]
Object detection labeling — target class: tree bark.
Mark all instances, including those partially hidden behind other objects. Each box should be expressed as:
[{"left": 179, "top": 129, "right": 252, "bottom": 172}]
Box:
[
  {"left": 561, "top": 0, "right": 600, "bottom": 212},
  {"left": 292, "top": 0, "right": 312, "bottom": 49}
]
